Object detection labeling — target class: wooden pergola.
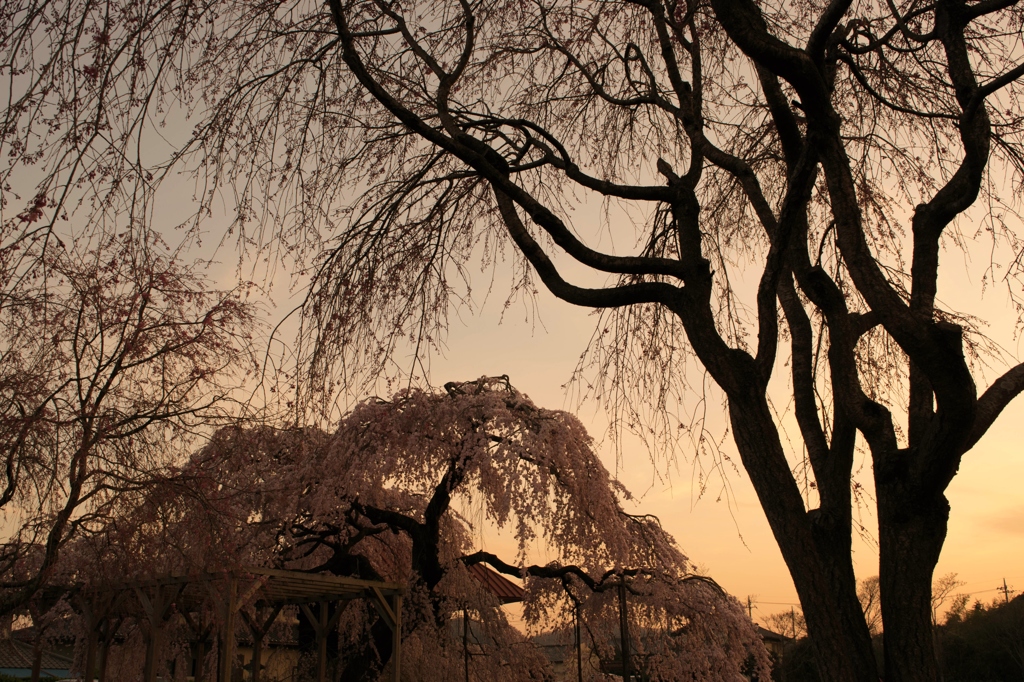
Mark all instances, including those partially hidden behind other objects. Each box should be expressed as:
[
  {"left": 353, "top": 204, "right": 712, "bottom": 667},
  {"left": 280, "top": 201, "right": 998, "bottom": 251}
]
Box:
[{"left": 73, "top": 567, "right": 404, "bottom": 682}]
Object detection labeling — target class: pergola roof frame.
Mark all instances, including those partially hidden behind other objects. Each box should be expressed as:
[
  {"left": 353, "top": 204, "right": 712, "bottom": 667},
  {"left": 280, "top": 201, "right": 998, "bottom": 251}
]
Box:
[{"left": 73, "top": 567, "right": 404, "bottom": 682}]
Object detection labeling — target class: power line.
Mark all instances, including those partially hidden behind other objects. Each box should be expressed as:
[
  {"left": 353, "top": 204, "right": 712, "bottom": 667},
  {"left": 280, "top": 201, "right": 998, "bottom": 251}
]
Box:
[
  {"left": 957, "top": 575, "right": 1024, "bottom": 594},
  {"left": 744, "top": 574, "right": 1021, "bottom": 617}
]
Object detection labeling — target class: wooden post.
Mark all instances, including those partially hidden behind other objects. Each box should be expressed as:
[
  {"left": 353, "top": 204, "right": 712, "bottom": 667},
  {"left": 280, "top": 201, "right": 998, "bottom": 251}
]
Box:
[
  {"left": 80, "top": 591, "right": 124, "bottom": 682},
  {"left": 195, "top": 625, "right": 208, "bottom": 682},
  {"left": 143, "top": 632, "right": 159, "bottom": 682},
  {"left": 368, "top": 590, "right": 402, "bottom": 682},
  {"left": 575, "top": 601, "right": 583, "bottom": 682},
  {"left": 97, "top": 617, "right": 123, "bottom": 682},
  {"left": 79, "top": 598, "right": 99, "bottom": 682},
  {"left": 618, "top": 581, "right": 631, "bottom": 682},
  {"left": 98, "top": 637, "right": 110, "bottom": 682},
  {"left": 28, "top": 601, "right": 44, "bottom": 682},
  {"left": 218, "top": 578, "right": 237, "bottom": 682},
  {"left": 139, "top": 585, "right": 162, "bottom": 679},
  {"left": 251, "top": 628, "right": 262, "bottom": 682},
  {"left": 364, "top": 589, "right": 403, "bottom": 682},
  {"left": 463, "top": 608, "right": 470, "bottom": 682},
  {"left": 241, "top": 605, "right": 282, "bottom": 682},
  {"left": 83, "top": 626, "right": 99, "bottom": 682},
  {"left": 391, "top": 594, "right": 402, "bottom": 682},
  {"left": 136, "top": 583, "right": 186, "bottom": 682},
  {"left": 29, "top": 634, "right": 42, "bottom": 682},
  {"left": 300, "top": 601, "right": 345, "bottom": 682},
  {"left": 182, "top": 610, "right": 213, "bottom": 682},
  {"left": 317, "top": 601, "right": 328, "bottom": 682}
]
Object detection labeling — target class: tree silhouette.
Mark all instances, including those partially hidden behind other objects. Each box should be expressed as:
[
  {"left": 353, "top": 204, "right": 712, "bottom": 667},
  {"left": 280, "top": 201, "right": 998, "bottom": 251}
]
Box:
[
  {"left": 0, "top": 227, "right": 256, "bottom": 615},
  {"left": 5, "top": 0, "right": 1024, "bottom": 679},
  {"left": 77, "top": 377, "right": 767, "bottom": 681}
]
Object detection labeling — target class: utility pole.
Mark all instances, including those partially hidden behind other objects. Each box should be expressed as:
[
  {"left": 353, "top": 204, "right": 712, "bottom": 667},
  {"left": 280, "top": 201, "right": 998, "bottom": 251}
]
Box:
[
  {"left": 746, "top": 596, "right": 754, "bottom": 621},
  {"left": 997, "top": 578, "right": 1016, "bottom": 604},
  {"left": 618, "top": 581, "right": 631, "bottom": 682},
  {"left": 790, "top": 607, "right": 797, "bottom": 639}
]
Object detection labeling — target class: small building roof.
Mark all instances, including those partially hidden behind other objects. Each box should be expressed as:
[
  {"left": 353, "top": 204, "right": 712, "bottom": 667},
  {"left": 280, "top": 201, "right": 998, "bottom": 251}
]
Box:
[
  {"left": 77, "top": 566, "right": 404, "bottom": 615},
  {"left": 0, "top": 637, "right": 73, "bottom": 673},
  {"left": 756, "top": 625, "right": 793, "bottom": 643},
  {"left": 467, "top": 563, "right": 524, "bottom": 604}
]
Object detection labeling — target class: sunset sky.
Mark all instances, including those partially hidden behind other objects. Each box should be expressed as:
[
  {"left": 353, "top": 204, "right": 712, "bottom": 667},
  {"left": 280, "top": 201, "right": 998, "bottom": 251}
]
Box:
[
  {"left": 173, "top": 156, "right": 1024, "bottom": 626},
  {"left": 8, "top": 39, "right": 1021, "bottom": 631},
  {"left": 43, "top": 104, "right": 1003, "bottom": 627},
  {"left": 361, "top": 249, "right": 1024, "bottom": 624},
  {"left": 6, "top": 9, "right": 1024, "bottom": 681},
  {"left": 6, "top": 0, "right": 1006, "bottom": 625}
]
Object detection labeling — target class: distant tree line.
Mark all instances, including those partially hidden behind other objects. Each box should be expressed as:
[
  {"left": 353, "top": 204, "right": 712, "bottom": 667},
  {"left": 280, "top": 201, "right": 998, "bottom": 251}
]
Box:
[
  {"left": 937, "top": 594, "right": 1024, "bottom": 681},
  {"left": 768, "top": 580, "right": 1024, "bottom": 681}
]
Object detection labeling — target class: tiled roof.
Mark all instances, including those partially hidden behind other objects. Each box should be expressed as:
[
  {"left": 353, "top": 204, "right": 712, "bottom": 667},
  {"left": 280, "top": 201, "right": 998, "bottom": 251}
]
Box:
[
  {"left": 756, "top": 625, "right": 792, "bottom": 642},
  {"left": 467, "top": 563, "right": 524, "bottom": 604},
  {"left": 0, "top": 638, "right": 73, "bottom": 671}
]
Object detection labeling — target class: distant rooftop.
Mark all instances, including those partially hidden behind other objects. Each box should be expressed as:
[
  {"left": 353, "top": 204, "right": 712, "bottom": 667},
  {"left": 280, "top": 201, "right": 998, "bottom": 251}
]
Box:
[
  {"left": 467, "top": 563, "right": 524, "bottom": 604},
  {"left": 0, "top": 637, "right": 73, "bottom": 677}
]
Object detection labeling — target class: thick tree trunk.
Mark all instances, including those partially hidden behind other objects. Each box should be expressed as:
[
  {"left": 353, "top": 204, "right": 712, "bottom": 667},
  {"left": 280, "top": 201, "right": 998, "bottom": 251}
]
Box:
[
  {"left": 804, "top": 519, "right": 881, "bottom": 680},
  {"left": 729, "top": 394, "right": 877, "bottom": 682},
  {"left": 877, "top": 480, "right": 949, "bottom": 682}
]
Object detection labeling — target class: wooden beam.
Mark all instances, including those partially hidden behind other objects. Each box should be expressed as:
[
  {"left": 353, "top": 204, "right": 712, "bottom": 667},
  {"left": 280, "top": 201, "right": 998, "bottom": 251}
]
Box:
[
  {"left": 236, "top": 576, "right": 269, "bottom": 609},
  {"left": 367, "top": 588, "right": 405, "bottom": 681},
  {"left": 371, "top": 587, "right": 397, "bottom": 629}
]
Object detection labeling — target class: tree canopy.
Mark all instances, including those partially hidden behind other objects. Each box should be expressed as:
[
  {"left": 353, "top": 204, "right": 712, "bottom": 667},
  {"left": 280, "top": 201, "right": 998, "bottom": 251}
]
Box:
[
  {"left": 5, "top": 0, "right": 1024, "bottom": 680},
  {"left": 0, "top": 225, "right": 255, "bottom": 615},
  {"left": 72, "top": 377, "right": 767, "bottom": 681}
]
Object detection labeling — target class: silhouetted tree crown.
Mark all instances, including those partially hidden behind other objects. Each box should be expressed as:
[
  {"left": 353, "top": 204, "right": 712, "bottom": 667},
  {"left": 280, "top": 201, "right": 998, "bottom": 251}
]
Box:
[{"left": 4, "top": 0, "right": 1024, "bottom": 680}]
